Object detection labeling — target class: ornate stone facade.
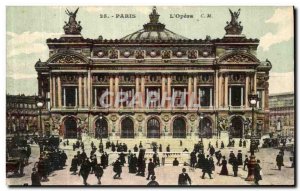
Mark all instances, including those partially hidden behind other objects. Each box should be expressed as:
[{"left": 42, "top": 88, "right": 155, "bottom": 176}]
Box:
[{"left": 35, "top": 7, "right": 272, "bottom": 139}]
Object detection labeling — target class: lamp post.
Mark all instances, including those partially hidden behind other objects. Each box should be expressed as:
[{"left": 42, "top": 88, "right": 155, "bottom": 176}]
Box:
[
  {"left": 99, "top": 114, "right": 103, "bottom": 141},
  {"left": 246, "top": 91, "right": 258, "bottom": 181},
  {"left": 36, "top": 96, "right": 44, "bottom": 137},
  {"left": 200, "top": 113, "right": 204, "bottom": 142}
]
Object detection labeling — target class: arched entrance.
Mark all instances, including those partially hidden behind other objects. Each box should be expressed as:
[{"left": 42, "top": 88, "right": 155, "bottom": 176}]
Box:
[
  {"left": 121, "top": 117, "right": 134, "bottom": 138},
  {"left": 173, "top": 117, "right": 186, "bottom": 138},
  {"left": 95, "top": 117, "right": 108, "bottom": 138},
  {"left": 230, "top": 117, "right": 243, "bottom": 138},
  {"left": 147, "top": 118, "right": 160, "bottom": 138},
  {"left": 64, "top": 117, "right": 77, "bottom": 139},
  {"left": 199, "top": 117, "right": 213, "bottom": 138}
]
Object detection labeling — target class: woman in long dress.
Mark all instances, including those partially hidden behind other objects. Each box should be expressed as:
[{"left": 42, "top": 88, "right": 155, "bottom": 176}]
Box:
[{"left": 220, "top": 156, "right": 229, "bottom": 175}]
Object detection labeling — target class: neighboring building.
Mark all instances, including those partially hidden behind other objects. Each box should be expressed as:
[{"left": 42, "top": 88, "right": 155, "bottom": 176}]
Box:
[
  {"left": 269, "top": 92, "right": 294, "bottom": 137},
  {"left": 34, "top": 7, "right": 272, "bottom": 139},
  {"left": 6, "top": 94, "right": 38, "bottom": 134}
]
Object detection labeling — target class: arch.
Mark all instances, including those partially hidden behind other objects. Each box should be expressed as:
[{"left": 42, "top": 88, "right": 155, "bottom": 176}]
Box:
[
  {"left": 47, "top": 50, "right": 89, "bottom": 64},
  {"left": 63, "top": 116, "right": 78, "bottom": 139},
  {"left": 121, "top": 117, "right": 134, "bottom": 138},
  {"left": 229, "top": 116, "right": 244, "bottom": 138},
  {"left": 173, "top": 117, "right": 186, "bottom": 138},
  {"left": 147, "top": 117, "right": 160, "bottom": 138},
  {"left": 94, "top": 117, "right": 108, "bottom": 138},
  {"left": 218, "top": 51, "right": 260, "bottom": 64},
  {"left": 199, "top": 117, "right": 213, "bottom": 138}
]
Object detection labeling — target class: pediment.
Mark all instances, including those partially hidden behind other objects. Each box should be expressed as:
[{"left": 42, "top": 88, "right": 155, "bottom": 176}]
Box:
[
  {"left": 47, "top": 51, "right": 88, "bottom": 64},
  {"left": 218, "top": 51, "right": 260, "bottom": 64}
]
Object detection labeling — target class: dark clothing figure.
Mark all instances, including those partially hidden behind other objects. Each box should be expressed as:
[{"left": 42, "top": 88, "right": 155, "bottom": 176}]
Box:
[
  {"left": 119, "top": 152, "right": 126, "bottom": 165},
  {"left": 201, "top": 157, "right": 212, "bottom": 179},
  {"left": 70, "top": 157, "right": 78, "bottom": 174},
  {"left": 73, "top": 143, "right": 76, "bottom": 151},
  {"left": 243, "top": 140, "right": 246, "bottom": 148},
  {"left": 215, "top": 151, "right": 222, "bottom": 166},
  {"left": 166, "top": 145, "right": 170, "bottom": 152},
  {"left": 232, "top": 157, "right": 238, "bottom": 177},
  {"left": 60, "top": 151, "right": 68, "bottom": 166},
  {"left": 99, "top": 143, "right": 104, "bottom": 153},
  {"left": 254, "top": 163, "right": 262, "bottom": 185},
  {"left": 111, "top": 143, "right": 116, "bottom": 152},
  {"left": 129, "top": 155, "right": 138, "bottom": 173},
  {"left": 244, "top": 157, "right": 249, "bottom": 170},
  {"left": 178, "top": 173, "right": 191, "bottom": 185},
  {"left": 100, "top": 154, "right": 107, "bottom": 169},
  {"left": 139, "top": 142, "right": 143, "bottom": 148},
  {"left": 133, "top": 145, "right": 138, "bottom": 152},
  {"left": 209, "top": 147, "right": 215, "bottom": 156},
  {"left": 209, "top": 157, "right": 215, "bottom": 171},
  {"left": 147, "top": 161, "right": 155, "bottom": 180},
  {"left": 221, "top": 141, "right": 225, "bottom": 149},
  {"left": 190, "top": 152, "right": 197, "bottom": 168},
  {"left": 153, "top": 145, "right": 157, "bottom": 153},
  {"left": 173, "top": 158, "right": 179, "bottom": 166},
  {"left": 239, "top": 139, "right": 242, "bottom": 147},
  {"left": 276, "top": 154, "right": 284, "bottom": 170},
  {"left": 31, "top": 171, "right": 41, "bottom": 186},
  {"left": 237, "top": 152, "right": 243, "bottom": 166},
  {"left": 147, "top": 180, "right": 159, "bottom": 186},
  {"left": 113, "top": 160, "right": 122, "bottom": 179},
  {"left": 220, "top": 159, "right": 229, "bottom": 175},
  {"left": 159, "top": 144, "right": 162, "bottom": 152},
  {"left": 94, "top": 164, "right": 103, "bottom": 185},
  {"left": 229, "top": 152, "right": 235, "bottom": 165},
  {"left": 197, "top": 153, "right": 205, "bottom": 169},
  {"left": 79, "top": 159, "right": 91, "bottom": 185}
]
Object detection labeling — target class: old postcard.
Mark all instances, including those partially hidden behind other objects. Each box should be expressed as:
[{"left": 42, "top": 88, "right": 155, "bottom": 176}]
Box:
[{"left": 6, "top": 6, "right": 295, "bottom": 186}]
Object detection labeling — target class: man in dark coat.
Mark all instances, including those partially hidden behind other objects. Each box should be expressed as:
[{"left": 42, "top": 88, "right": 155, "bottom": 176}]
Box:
[
  {"left": 73, "top": 143, "right": 76, "bottom": 151},
  {"left": 94, "top": 163, "right": 103, "bottom": 185},
  {"left": 197, "top": 151, "right": 205, "bottom": 169},
  {"left": 153, "top": 145, "right": 157, "bottom": 153},
  {"left": 239, "top": 139, "right": 242, "bottom": 147},
  {"left": 237, "top": 150, "right": 243, "bottom": 166},
  {"left": 100, "top": 153, "right": 107, "bottom": 169},
  {"left": 37, "top": 157, "right": 48, "bottom": 181},
  {"left": 166, "top": 145, "right": 170, "bottom": 152},
  {"left": 243, "top": 155, "right": 249, "bottom": 170},
  {"left": 276, "top": 152, "right": 284, "bottom": 170},
  {"left": 209, "top": 146, "right": 215, "bottom": 156},
  {"left": 228, "top": 151, "right": 235, "bottom": 165},
  {"left": 90, "top": 155, "right": 97, "bottom": 174},
  {"left": 232, "top": 156, "right": 238, "bottom": 177},
  {"left": 173, "top": 158, "right": 179, "bottom": 166},
  {"left": 31, "top": 168, "right": 41, "bottom": 186},
  {"left": 60, "top": 150, "right": 68, "bottom": 167},
  {"left": 133, "top": 144, "right": 139, "bottom": 152},
  {"left": 243, "top": 140, "right": 247, "bottom": 148},
  {"left": 70, "top": 155, "right": 78, "bottom": 175},
  {"left": 104, "top": 152, "right": 109, "bottom": 167},
  {"left": 178, "top": 168, "right": 191, "bottom": 185},
  {"left": 221, "top": 141, "right": 225, "bottom": 149},
  {"left": 91, "top": 141, "right": 94, "bottom": 149},
  {"left": 147, "top": 175, "right": 159, "bottom": 186},
  {"left": 139, "top": 141, "right": 143, "bottom": 148},
  {"left": 146, "top": 159, "right": 156, "bottom": 180},
  {"left": 190, "top": 151, "right": 197, "bottom": 168},
  {"left": 123, "top": 143, "right": 128, "bottom": 152},
  {"left": 111, "top": 142, "right": 116, "bottom": 152},
  {"left": 119, "top": 152, "right": 126, "bottom": 166},
  {"left": 159, "top": 144, "right": 162, "bottom": 152},
  {"left": 106, "top": 140, "right": 110, "bottom": 149},
  {"left": 201, "top": 155, "right": 212, "bottom": 179},
  {"left": 254, "top": 159, "right": 262, "bottom": 185},
  {"left": 113, "top": 159, "right": 122, "bottom": 179},
  {"left": 99, "top": 142, "right": 104, "bottom": 153},
  {"left": 79, "top": 158, "right": 91, "bottom": 185},
  {"left": 215, "top": 151, "right": 222, "bottom": 166}
]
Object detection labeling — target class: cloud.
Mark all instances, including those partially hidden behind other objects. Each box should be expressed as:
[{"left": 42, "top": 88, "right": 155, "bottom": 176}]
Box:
[
  {"left": 259, "top": 7, "right": 294, "bottom": 51},
  {"left": 7, "top": 73, "right": 37, "bottom": 80},
  {"left": 7, "top": 31, "right": 61, "bottom": 57},
  {"left": 269, "top": 72, "right": 294, "bottom": 94}
]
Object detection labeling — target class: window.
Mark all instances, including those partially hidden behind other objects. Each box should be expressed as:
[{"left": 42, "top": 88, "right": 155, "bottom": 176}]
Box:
[
  {"left": 65, "top": 87, "right": 77, "bottom": 107},
  {"left": 230, "top": 86, "right": 244, "bottom": 106}
]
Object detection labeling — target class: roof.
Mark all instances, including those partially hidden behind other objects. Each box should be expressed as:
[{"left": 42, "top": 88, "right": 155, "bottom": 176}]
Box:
[{"left": 120, "top": 7, "right": 188, "bottom": 41}]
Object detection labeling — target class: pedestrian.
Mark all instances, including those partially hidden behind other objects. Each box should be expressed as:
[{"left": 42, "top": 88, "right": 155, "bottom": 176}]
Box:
[
  {"left": 220, "top": 156, "right": 229, "bottom": 176},
  {"left": 228, "top": 151, "right": 235, "bottom": 165},
  {"left": 201, "top": 155, "right": 212, "bottom": 179},
  {"left": 232, "top": 139, "right": 235, "bottom": 147},
  {"left": 243, "top": 155, "right": 249, "bottom": 171},
  {"left": 276, "top": 152, "right": 284, "bottom": 170},
  {"left": 100, "top": 153, "right": 106, "bottom": 169},
  {"left": 113, "top": 159, "right": 122, "bottom": 179},
  {"left": 146, "top": 159, "right": 156, "bottom": 180},
  {"left": 19, "top": 158, "right": 25, "bottom": 176},
  {"left": 215, "top": 151, "right": 222, "bottom": 166},
  {"left": 209, "top": 145, "right": 215, "bottom": 156},
  {"left": 232, "top": 156, "right": 238, "bottom": 177},
  {"left": 239, "top": 139, "right": 242, "bottom": 147},
  {"left": 173, "top": 158, "right": 179, "bottom": 166},
  {"left": 111, "top": 142, "right": 116, "bottom": 152},
  {"left": 70, "top": 155, "right": 78, "bottom": 175},
  {"left": 178, "top": 168, "right": 191, "bottom": 185},
  {"left": 166, "top": 145, "right": 170, "bottom": 152},
  {"left": 79, "top": 158, "right": 91, "bottom": 185},
  {"left": 197, "top": 151, "right": 205, "bottom": 169},
  {"left": 180, "top": 140, "right": 183, "bottom": 147},
  {"left": 159, "top": 144, "right": 162, "bottom": 152},
  {"left": 243, "top": 139, "right": 246, "bottom": 148},
  {"left": 221, "top": 141, "right": 225, "bottom": 149},
  {"left": 94, "top": 163, "right": 104, "bottom": 185},
  {"left": 254, "top": 159, "right": 262, "bottom": 185},
  {"left": 73, "top": 143, "right": 76, "bottom": 151},
  {"left": 90, "top": 155, "right": 97, "bottom": 174},
  {"left": 237, "top": 150, "right": 243, "bottom": 166},
  {"left": 209, "top": 156, "right": 215, "bottom": 172},
  {"left": 91, "top": 141, "right": 94, "bottom": 148},
  {"left": 133, "top": 144, "right": 138, "bottom": 152},
  {"left": 66, "top": 139, "right": 69, "bottom": 146},
  {"left": 139, "top": 141, "right": 143, "bottom": 148},
  {"left": 147, "top": 175, "right": 159, "bottom": 186},
  {"left": 119, "top": 152, "right": 126, "bottom": 166},
  {"left": 31, "top": 168, "right": 41, "bottom": 186},
  {"left": 60, "top": 150, "right": 68, "bottom": 167},
  {"left": 190, "top": 151, "right": 197, "bottom": 168}
]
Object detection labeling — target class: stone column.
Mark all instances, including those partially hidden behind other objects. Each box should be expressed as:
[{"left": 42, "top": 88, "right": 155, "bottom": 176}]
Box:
[
  {"left": 193, "top": 74, "right": 197, "bottom": 107},
  {"left": 224, "top": 73, "right": 228, "bottom": 107},
  {"left": 109, "top": 75, "right": 114, "bottom": 108},
  {"left": 218, "top": 73, "right": 223, "bottom": 108},
  {"left": 245, "top": 74, "right": 249, "bottom": 108},
  {"left": 88, "top": 70, "right": 91, "bottom": 108},
  {"left": 215, "top": 72, "right": 218, "bottom": 108},
  {"left": 84, "top": 76, "right": 87, "bottom": 107},
  {"left": 63, "top": 87, "right": 66, "bottom": 107},
  {"left": 49, "top": 75, "right": 52, "bottom": 107},
  {"left": 254, "top": 72, "right": 257, "bottom": 94},
  {"left": 161, "top": 74, "right": 166, "bottom": 108},
  {"left": 94, "top": 88, "right": 97, "bottom": 107},
  {"left": 141, "top": 74, "right": 145, "bottom": 108},
  {"left": 75, "top": 88, "right": 78, "bottom": 107},
  {"left": 229, "top": 87, "right": 232, "bottom": 106},
  {"left": 188, "top": 75, "right": 192, "bottom": 108},
  {"left": 167, "top": 74, "right": 172, "bottom": 108},
  {"left": 57, "top": 76, "right": 62, "bottom": 108},
  {"left": 136, "top": 75, "right": 140, "bottom": 108},
  {"left": 52, "top": 76, "right": 56, "bottom": 108},
  {"left": 115, "top": 75, "right": 119, "bottom": 108},
  {"left": 78, "top": 76, "right": 82, "bottom": 107},
  {"left": 262, "top": 90, "right": 265, "bottom": 109}
]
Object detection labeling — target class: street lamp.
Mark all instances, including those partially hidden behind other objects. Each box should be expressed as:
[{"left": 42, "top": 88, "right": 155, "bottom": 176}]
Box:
[
  {"left": 36, "top": 96, "right": 44, "bottom": 137},
  {"left": 99, "top": 114, "right": 103, "bottom": 141},
  {"left": 246, "top": 91, "right": 258, "bottom": 181}
]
